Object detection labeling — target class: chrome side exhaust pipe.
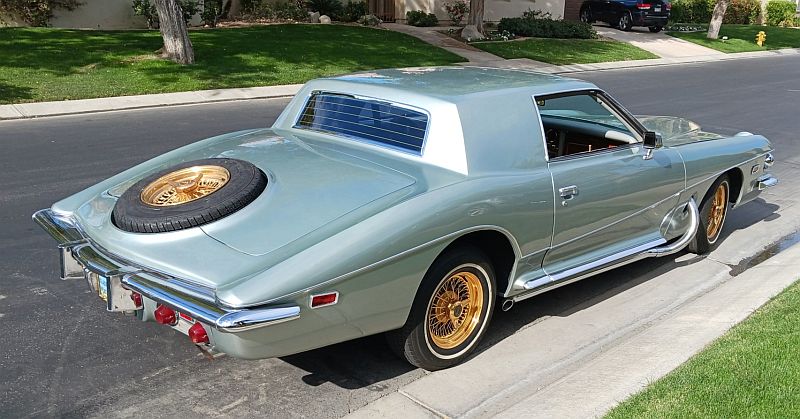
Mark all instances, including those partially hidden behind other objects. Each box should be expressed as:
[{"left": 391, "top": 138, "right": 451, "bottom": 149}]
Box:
[{"left": 501, "top": 299, "right": 514, "bottom": 312}]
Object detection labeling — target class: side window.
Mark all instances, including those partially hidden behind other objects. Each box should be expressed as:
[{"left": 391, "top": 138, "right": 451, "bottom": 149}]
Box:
[{"left": 537, "top": 92, "right": 639, "bottom": 159}]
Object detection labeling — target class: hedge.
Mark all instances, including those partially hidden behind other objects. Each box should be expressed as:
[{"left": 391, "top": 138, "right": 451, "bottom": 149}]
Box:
[
  {"left": 670, "top": 0, "right": 761, "bottom": 24},
  {"left": 766, "top": 0, "right": 799, "bottom": 26},
  {"left": 497, "top": 16, "right": 597, "bottom": 39}
]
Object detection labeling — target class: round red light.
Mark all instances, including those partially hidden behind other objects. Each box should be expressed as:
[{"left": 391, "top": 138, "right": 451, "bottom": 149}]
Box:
[
  {"left": 130, "top": 292, "right": 143, "bottom": 308},
  {"left": 154, "top": 305, "right": 177, "bottom": 325},
  {"left": 188, "top": 322, "right": 209, "bottom": 344}
]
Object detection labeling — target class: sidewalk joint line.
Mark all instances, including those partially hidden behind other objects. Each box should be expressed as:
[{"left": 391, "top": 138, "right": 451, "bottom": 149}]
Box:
[{"left": 398, "top": 389, "right": 450, "bottom": 418}]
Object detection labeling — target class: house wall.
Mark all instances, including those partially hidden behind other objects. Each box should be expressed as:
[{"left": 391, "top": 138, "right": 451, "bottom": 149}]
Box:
[
  {"left": 2, "top": 0, "right": 203, "bottom": 29},
  {"left": 50, "top": 0, "right": 149, "bottom": 29}
]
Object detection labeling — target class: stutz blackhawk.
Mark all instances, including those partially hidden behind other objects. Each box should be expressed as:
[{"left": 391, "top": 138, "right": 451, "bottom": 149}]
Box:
[{"left": 35, "top": 67, "right": 777, "bottom": 370}]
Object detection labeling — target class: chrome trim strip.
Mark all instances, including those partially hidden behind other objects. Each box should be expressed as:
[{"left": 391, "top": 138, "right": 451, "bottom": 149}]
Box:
[
  {"left": 512, "top": 198, "right": 698, "bottom": 303},
  {"left": 33, "top": 208, "right": 300, "bottom": 333},
  {"left": 645, "top": 198, "right": 699, "bottom": 257}
]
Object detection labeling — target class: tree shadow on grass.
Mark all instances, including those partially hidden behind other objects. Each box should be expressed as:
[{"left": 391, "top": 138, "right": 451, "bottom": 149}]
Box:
[{"left": 0, "top": 80, "right": 33, "bottom": 103}]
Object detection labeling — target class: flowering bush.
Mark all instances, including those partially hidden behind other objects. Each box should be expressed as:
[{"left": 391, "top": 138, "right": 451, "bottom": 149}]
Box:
[{"left": 444, "top": 0, "right": 469, "bottom": 26}]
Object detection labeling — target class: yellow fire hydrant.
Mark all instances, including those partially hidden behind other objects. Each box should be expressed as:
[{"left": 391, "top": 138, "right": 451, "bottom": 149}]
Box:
[{"left": 756, "top": 31, "right": 766, "bottom": 47}]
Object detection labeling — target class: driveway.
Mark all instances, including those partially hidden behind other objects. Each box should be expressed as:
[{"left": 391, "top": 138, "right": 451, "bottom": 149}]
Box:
[{"left": 594, "top": 24, "right": 725, "bottom": 58}]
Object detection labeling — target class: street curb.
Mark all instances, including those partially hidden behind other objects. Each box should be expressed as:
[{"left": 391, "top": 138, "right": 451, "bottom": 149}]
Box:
[
  {"left": 0, "top": 84, "right": 303, "bottom": 121},
  {"left": 1, "top": 48, "right": 797, "bottom": 121},
  {"left": 345, "top": 242, "right": 800, "bottom": 419}
]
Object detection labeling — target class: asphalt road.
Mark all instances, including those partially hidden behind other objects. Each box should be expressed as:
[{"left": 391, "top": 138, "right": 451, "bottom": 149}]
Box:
[{"left": 1, "top": 55, "right": 798, "bottom": 418}]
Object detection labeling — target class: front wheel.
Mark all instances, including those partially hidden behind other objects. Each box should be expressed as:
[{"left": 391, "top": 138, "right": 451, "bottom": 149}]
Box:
[
  {"left": 649, "top": 26, "right": 663, "bottom": 33},
  {"left": 580, "top": 7, "right": 593, "bottom": 23},
  {"left": 618, "top": 13, "right": 633, "bottom": 31},
  {"left": 386, "top": 247, "right": 495, "bottom": 370},
  {"left": 687, "top": 175, "right": 730, "bottom": 254}
]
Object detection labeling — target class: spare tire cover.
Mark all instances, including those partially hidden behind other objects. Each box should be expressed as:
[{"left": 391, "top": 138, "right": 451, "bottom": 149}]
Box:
[{"left": 112, "top": 158, "right": 267, "bottom": 233}]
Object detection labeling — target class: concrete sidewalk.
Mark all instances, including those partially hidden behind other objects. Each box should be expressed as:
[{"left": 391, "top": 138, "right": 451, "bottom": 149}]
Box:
[
  {"left": 594, "top": 25, "right": 725, "bottom": 58},
  {"left": 347, "top": 244, "right": 800, "bottom": 419}
]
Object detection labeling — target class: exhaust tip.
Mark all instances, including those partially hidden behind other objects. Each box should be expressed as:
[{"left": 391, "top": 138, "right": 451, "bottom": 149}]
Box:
[{"left": 501, "top": 299, "right": 514, "bottom": 312}]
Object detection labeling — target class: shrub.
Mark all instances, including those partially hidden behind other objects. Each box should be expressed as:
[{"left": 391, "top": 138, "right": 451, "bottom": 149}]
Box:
[
  {"left": 306, "top": 0, "right": 342, "bottom": 19},
  {"left": 201, "top": 0, "right": 222, "bottom": 27},
  {"left": 341, "top": 0, "right": 367, "bottom": 22},
  {"left": 357, "top": 13, "right": 381, "bottom": 26},
  {"left": 241, "top": 0, "right": 275, "bottom": 19},
  {"left": 406, "top": 10, "right": 438, "bottom": 26},
  {"left": 668, "top": 0, "right": 714, "bottom": 23},
  {"left": 273, "top": 0, "right": 307, "bottom": 20},
  {"left": 444, "top": 0, "right": 469, "bottom": 26},
  {"left": 722, "top": 0, "right": 760, "bottom": 24},
  {"left": 766, "top": 0, "right": 798, "bottom": 26},
  {"left": 497, "top": 15, "right": 597, "bottom": 39},
  {"left": 0, "top": 0, "right": 81, "bottom": 26}
]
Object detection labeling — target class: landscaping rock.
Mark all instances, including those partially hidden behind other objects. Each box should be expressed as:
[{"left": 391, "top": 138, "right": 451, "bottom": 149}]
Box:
[
  {"left": 461, "top": 25, "right": 485, "bottom": 41},
  {"left": 319, "top": 15, "right": 331, "bottom": 24},
  {"left": 309, "top": 12, "right": 320, "bottom": 23}
]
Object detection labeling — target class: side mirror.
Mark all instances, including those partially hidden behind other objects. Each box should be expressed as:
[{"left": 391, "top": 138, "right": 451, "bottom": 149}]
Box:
[{"left": 643, "top": 131, "right": 662, "bottom": 160}]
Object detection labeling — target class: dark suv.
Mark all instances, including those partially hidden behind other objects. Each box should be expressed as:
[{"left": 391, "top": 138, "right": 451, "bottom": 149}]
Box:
[{"left": 579, "top": 0, "right": 670, "bottom": 32}]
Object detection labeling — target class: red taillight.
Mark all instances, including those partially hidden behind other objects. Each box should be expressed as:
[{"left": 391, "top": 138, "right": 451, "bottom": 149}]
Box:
[
  {"left": 154, "top": 305, "right": 177, "bottom": 325},
  {"left": 188, "top": 322, "right": 209, "bottom": 344},
  {"left": 130, "top": 292, "right": 143, "bottom": 308},
  {"left": 637, "top": 3, "right": 651, "bottom": 9},
  {"left": 179, "top": 312, "right": 193, "bottom": 322},
  {"left": 310, "top": 292, "right": 339, "bottom": 308}
]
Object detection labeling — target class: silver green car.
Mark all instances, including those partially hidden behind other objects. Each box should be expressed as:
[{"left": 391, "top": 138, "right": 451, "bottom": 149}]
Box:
[{"left": 33, "top": 67, "right": 777, "bottom": 370}]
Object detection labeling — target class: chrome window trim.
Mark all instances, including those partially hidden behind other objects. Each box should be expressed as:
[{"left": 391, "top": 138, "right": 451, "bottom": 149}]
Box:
[{"left": 293, "top": 90, "right": 432, "bottom": 156}]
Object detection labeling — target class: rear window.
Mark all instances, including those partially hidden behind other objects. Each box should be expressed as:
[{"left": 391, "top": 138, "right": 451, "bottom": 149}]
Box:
[{"left": 294, "top": 92, "right": 429, "bottom": 154}]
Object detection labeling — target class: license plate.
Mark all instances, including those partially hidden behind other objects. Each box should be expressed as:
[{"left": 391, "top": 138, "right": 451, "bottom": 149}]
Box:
[
  {"left": 98, "top": 275, "right": 109, "bottom": 302},
  {"left": 654, "top": 6, "right": 661, "bottom": 11}
]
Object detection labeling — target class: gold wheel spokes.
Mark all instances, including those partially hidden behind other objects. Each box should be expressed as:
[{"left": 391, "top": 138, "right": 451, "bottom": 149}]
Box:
[
  {"left": 140, "top": 165, "right": 230, "bottom": 207},
  {"left": 706, "top": 183, "right": 728, "bottom": 240},
  {"left": 427, "top": 271, "right": 484, "bottom": 350}
]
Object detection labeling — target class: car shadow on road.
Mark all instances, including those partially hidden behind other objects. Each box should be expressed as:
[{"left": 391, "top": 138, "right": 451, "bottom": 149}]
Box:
[{"left": 278, "top": 198, "right": 779, "bottom": 390}]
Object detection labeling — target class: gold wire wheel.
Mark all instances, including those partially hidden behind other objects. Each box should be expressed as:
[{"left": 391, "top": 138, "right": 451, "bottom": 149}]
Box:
[
  {"left": 427, "top": 270, "right": 484, "bottom": 350},
  {"left": 140, "top": 165, "right": 230, "bottom": 206},
  {"left": 706, "top": 182, "right": 729, "bottom": 240}
]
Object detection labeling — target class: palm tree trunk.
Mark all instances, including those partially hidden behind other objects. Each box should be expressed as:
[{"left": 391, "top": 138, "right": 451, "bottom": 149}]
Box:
[{"left": 468, "top": 0, "right": 484, "bottom": 34}]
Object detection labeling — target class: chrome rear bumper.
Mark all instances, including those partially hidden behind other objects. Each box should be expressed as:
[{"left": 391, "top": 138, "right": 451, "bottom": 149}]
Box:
[{"left": 32, "top": 209, "right": 300, "bottom": 333}]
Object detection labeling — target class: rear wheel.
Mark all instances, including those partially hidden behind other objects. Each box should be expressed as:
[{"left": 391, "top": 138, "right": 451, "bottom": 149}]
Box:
[
  {"left": 618, "top": 13, "right": 633, "bottom": 31},
  {"left": 687, "top": 175, "right": 730, "bottom": 254},
  {"left": 649, "top": 26, "right": 663, "bottom": 33},
  {"left": 386, "top": 247, "right": 495, "bottom": 371}
]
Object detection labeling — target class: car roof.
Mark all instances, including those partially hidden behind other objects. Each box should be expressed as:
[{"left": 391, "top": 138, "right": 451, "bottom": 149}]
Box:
[{"left": 323, "top": 66, "right": 597, "bottom": 99}]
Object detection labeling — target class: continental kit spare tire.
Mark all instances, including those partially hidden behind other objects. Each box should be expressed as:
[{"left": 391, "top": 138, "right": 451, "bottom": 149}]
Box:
[{"left": 112, "top": 158, "right": 267, "bottom": 233}]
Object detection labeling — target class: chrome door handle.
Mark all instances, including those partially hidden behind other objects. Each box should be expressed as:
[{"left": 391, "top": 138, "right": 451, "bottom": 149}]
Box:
[{"left": 559, "top": 185, "right": 579, "bottom": 200}]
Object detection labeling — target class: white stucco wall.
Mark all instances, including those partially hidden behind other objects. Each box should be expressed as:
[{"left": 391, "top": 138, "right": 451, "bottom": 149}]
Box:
[
  {"left": 50, "top": 0, "right": 149, "bottom": 29},
  {"left": 2, "top": 0, "right": 203, "bottom": 29},
  {"left": 402, "top": 0, "right": 565, "bottom": 23}
]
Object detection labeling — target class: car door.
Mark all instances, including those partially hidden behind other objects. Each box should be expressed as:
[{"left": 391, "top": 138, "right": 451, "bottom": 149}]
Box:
[{"left": 536, "top": 91, "right": 685, "bottom": 276}]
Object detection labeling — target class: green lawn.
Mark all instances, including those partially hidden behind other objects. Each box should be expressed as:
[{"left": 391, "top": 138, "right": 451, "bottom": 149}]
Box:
[
  {"left": 670, "top": 24, "right": 800, "bottom": 53},
  {"left": 607, "top": 279, "right": 800, "bottom": 418},
  {"left": 473, "top": 38, "right": 657, "bottom": 65},
  {"left": 0, "top": 25, "right": 464, "bottom": 104}
]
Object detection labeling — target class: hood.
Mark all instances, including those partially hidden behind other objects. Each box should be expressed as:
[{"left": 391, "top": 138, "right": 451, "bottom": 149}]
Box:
[{"left": 637, "top": 116, "right": 725, "bottom": 147}]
